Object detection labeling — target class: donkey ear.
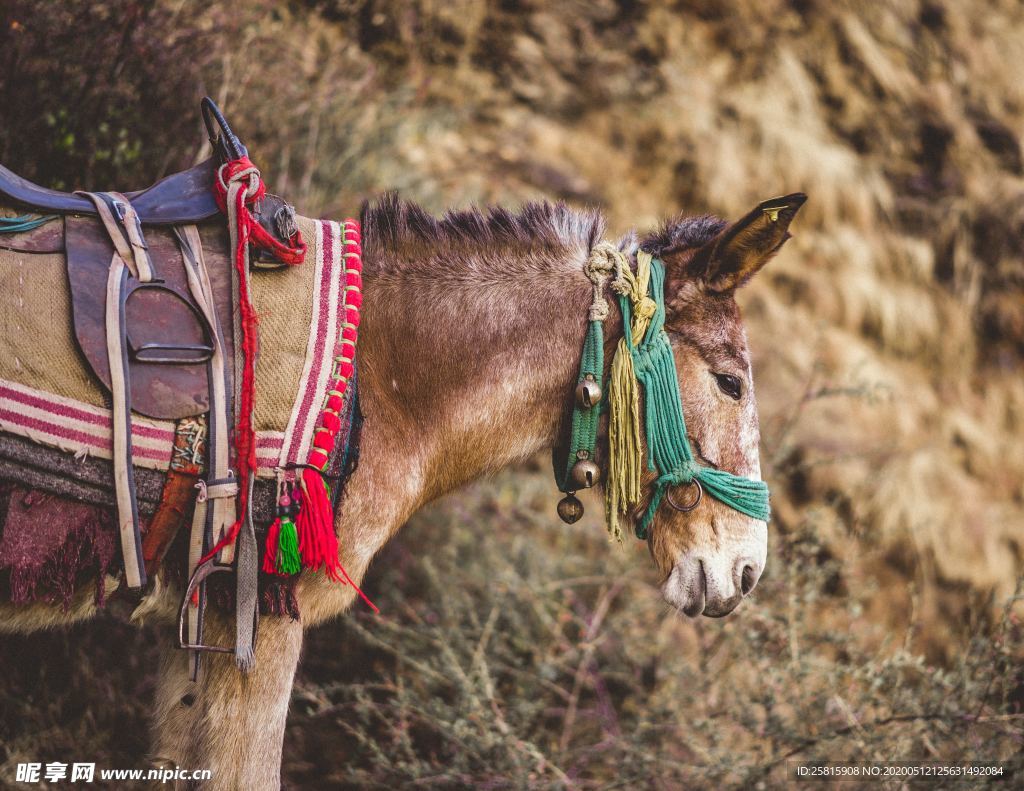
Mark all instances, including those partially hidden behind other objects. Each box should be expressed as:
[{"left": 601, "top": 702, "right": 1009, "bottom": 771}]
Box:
[{"left": 686, "top": 193, "right": 806, "bottom": 293}]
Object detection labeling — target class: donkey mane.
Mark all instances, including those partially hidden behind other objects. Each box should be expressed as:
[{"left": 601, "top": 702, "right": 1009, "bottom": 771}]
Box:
[
  {"left": 361, "top": 192, "right": 605, "bottom": 276},
  {"left": 639, "top": 213, "right": 727, "bottom": 257},
  {"left": 360, "top": 192, "right": 726, "bottom": 285}
]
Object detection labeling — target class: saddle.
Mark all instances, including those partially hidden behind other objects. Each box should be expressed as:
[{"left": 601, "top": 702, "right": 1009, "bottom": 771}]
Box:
[
  {"left": 0, "top": 106, "right": 296, "bottom": 418},
  {"left": 0, "top": 99, "right": 303, "bottom": 673}
]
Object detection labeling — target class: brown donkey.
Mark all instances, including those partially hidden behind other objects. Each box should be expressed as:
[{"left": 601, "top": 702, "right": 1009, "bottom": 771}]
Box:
[{"left": 1, "top": 191, "right": 804, "bottom": 788}]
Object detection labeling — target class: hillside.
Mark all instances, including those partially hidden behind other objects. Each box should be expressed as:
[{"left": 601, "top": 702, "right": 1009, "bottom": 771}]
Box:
[{"left": 1, "top": 1, "right": 1022, "bottom": 787}]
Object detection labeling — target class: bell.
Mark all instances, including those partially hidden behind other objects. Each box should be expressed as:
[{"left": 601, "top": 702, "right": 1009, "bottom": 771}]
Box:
[
  {"left": 557, "top": 493, "right": 584, "bottom": 524},
  {"left": 570, "top": 459, "right": 600, "bottom": 489},
  {"left": 575, "top": 375, "right": 602, "bottom": 409}
]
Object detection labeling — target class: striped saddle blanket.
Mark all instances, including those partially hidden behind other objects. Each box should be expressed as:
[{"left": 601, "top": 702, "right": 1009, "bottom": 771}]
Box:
[{"left": 0, "top": 214, "right": 361, "bottom": 612}]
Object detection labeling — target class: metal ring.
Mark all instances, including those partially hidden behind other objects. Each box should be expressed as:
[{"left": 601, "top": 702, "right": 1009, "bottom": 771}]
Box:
[{"left": 665, "top": 479, "right": 703, "bottom": 512}]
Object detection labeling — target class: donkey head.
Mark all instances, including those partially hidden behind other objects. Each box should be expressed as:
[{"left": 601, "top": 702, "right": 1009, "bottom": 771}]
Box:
[{"left": 638, "top": 193, "right": 806, "bottom": 617}]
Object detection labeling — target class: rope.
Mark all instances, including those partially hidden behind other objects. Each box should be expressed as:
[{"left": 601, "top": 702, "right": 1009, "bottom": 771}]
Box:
[
  {"left": 200, "top": 156, "right": 307, "bottom": 564},
  {"left": 556, "top": 242, "right": 771, "bottom": 541},
  {"left": 555, "top": 243, "right": 629, "bottom": 492},
  {"left": 610, "top": 257, "right": 771, "bottom": 539},
  {"left": 0, "top": 214, "right": 58, "bottom": 234}
]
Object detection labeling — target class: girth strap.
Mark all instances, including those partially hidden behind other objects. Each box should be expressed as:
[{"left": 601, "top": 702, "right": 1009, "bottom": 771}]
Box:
[{"left": 177, "top": 225, "right": 237, "bottom": 564}]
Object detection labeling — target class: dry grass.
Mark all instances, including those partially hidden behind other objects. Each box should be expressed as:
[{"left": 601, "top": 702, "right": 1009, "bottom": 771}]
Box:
[{"left": 1, "top": 0, "right": 1023, "bottom": 787}]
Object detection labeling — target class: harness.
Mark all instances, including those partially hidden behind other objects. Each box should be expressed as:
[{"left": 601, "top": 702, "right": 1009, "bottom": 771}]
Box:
[{"left": 554, "top": 243, "right": 771, "bottom": 539}]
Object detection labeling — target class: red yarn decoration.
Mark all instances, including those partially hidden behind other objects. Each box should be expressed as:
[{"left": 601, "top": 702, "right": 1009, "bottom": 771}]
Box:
[
  {"left": 212, "top": 156, "right": 307, "bottom": 264},
  {"left": 261, "top": 517, "right": 282, "bottom": 574},
  {"left": 201, "top": 157, "right": 307, "bottom": 565},
  {"left": 290, "top": 220, "right": 377, "bottom": 611}
]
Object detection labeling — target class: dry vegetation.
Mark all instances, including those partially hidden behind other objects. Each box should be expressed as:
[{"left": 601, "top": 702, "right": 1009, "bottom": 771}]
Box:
[{"left": 1, "top": 0, "right": 1022, "bottom": 788}]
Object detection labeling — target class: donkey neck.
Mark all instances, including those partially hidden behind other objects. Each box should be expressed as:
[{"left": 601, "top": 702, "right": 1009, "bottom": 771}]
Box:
[{"left": 358, "top": 242, "right": 601, "bottom": 507}]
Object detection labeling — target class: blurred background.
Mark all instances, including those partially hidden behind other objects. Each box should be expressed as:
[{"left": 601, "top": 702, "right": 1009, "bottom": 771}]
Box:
[{"left": 1, "top": 0, "right": 1022, "bottom": 787}]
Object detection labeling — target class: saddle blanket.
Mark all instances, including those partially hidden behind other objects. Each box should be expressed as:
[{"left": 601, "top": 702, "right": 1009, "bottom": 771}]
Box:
[
  {"left": 0, "top": 216, "right": 347, "bottom": 479},
  {"left": 0, "top": 216, "right": 360, "bottom": 608}
]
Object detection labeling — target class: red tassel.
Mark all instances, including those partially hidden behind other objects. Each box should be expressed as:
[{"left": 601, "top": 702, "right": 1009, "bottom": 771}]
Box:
[
  {"left": 262, "top": 517, "right": 282, "bottom": 575},
  {"left": 295, "top": 467, "right": 341, "bottom": 580}
]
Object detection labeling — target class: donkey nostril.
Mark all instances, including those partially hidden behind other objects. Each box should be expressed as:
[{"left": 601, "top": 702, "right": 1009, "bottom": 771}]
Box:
[{"left": 741, "top": 564, "right": 758, "bottom": 596}]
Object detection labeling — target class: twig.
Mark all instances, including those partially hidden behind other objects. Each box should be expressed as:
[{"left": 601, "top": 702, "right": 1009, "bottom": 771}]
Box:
[{"left": 558, "top": 581, "right": 623, "bottom": 755}]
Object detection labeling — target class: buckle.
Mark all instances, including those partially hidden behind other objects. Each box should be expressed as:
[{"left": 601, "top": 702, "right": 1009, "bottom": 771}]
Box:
[{"left": 195, "top": 473, "right": 238, "bottom": 503}]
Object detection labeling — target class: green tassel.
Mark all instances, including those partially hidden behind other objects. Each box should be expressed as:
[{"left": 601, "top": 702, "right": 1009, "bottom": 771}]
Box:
[{"left": 276, "top": 517, "right": 301, "bottom": 575}]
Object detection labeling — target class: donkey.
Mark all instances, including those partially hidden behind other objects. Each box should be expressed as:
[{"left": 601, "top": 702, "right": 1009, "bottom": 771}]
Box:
[{"left": 1, "top": 190, "right": 804, "bottom": 788}]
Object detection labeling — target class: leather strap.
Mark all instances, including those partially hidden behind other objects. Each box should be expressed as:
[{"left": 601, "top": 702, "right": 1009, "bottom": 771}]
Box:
[
  {"left": 186, "top": 491, "right": 209, "bottom": 681},
  {"left": 178, "top": 225, "right": 236, "bottom": 564},
  {"left": 198, "top": 480, "right": 239, "bottom": 501},
  {"left": 225, "top": 198, "right": 261, "bottom": 671},
  {"left": 176, "top": 226, "right": 228, "bottom": 677},
  {"left": 116, "top": 192, "right": 155, "bottom": 282},
  {"left": 103, "top": 248, "right": 146, "bottom": 589},
  {"left": 81, "top": 188, "right": 162, "bottom": 591},
  {"left": 235, "top": 475, "right": 260, "bottom": 671},
  {"left": 175, "top": 224, "right": 256, "bottom": 676},
  {"left": 77, "top": 191, "right": 154, "bottom": 282}
]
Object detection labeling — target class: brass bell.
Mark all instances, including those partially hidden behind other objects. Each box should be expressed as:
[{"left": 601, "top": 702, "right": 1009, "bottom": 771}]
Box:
[
  {"left": 557, "top": 493, "right": 584, "bottom": 524},
  {"left": 570, "top": 459, "right": 600, "bottom": 489},
  {"left": 575, "top": 375, "right": 602, "bottom": 409}
]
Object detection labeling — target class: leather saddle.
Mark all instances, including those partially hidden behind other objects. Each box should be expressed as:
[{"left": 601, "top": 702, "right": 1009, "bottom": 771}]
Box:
[
  {"left": 0, "top": 157, "right": 220, "bottom": 225},
  {"left": 0, "top": 154, "right": 293, "bottom": 420}
]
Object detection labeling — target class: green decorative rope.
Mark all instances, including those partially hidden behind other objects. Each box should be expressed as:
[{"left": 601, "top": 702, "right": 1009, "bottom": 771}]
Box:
[
  {"left": 555, "top": 242, "right": 624, "bottom": 491},
  {"left": 627, "top": 258, "right": 770, "bottom": 539},
  {"left": 0, "top": 214, "right": 58, "bottom": 234},
  {"left": 555, "top": 318, "right": 604, "bottom": 491},
  {"left": 555, "top": 248, "right": 771, "bottom": 539}
]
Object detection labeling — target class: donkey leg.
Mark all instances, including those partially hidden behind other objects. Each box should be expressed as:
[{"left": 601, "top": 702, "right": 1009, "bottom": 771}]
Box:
[{"left": 151, "top": 613, "right": 302, "bottom": 790}]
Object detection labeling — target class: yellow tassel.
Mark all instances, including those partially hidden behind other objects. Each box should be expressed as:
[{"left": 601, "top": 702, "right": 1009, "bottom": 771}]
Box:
[{"left": 605, "top": 251, "right": 657, "bottom": 540}]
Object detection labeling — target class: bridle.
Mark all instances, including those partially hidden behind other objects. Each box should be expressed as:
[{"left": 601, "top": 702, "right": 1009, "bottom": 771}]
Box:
[{"left": 552, "top": 243, "right": 771, "bottom": 540}]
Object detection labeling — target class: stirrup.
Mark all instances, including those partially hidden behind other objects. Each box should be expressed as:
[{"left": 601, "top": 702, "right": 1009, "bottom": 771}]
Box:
[{"left": 177, "top": 558, "right": 258, "bottom": 654}]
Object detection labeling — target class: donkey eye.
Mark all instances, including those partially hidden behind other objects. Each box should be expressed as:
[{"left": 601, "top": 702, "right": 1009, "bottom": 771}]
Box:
[{"left": 714, "top": 372, "right": 743, "bottom": 400}]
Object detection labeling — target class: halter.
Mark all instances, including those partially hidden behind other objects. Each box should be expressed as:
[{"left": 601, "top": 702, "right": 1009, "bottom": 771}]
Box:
[{"left": 554, "top": 243, "right": 771, "bottom": 540}]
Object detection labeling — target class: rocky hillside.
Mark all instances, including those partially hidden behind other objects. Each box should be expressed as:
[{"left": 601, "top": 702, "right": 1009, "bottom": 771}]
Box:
[{"left": 1, "top": 1, "right": 1021, "bottom": 786}]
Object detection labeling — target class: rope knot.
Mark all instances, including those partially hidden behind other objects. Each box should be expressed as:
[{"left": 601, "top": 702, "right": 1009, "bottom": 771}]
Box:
[
  {"left": 584, "top": 242, "right": 628, "bottom": 326},
  {"left": 583, "top": 244, "right": 618, "bottom": 285},
  {"left": 635, "top": 296, "right": 657, "bottom": 321},
  {"left": 668, "top": 460, "right": 702, "bottom": 484},
  {"left": 611, "top": 276, "right": 632, "bottom": 296},
  {"left": 215, "top": 156, "right": 266, "bottom": 208},
  {"left": 212, "top": 156, "right": 306, "bottom": 266}
]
